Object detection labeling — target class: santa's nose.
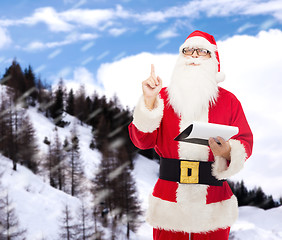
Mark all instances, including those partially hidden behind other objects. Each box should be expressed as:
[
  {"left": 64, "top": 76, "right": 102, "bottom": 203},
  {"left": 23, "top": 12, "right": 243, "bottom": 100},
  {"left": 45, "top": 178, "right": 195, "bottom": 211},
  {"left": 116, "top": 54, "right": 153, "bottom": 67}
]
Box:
[{"left": 191, "top": 51, "right": 199, "bottom": 58}]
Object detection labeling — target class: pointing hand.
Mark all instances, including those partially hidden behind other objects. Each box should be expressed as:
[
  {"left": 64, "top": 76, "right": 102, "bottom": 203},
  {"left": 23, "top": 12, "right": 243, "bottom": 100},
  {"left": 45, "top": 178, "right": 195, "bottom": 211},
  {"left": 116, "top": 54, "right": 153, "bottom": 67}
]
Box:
[{"left": 142, "top": 64, "right": 162, "bottom": 110}]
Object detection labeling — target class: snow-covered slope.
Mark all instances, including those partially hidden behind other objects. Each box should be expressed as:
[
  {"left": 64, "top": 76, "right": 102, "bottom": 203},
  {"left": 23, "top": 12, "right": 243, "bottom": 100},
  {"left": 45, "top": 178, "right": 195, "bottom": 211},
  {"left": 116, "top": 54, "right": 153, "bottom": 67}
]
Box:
[
  {"left": 231, "top": 206, "right": 282, "bottom": 240},
  {"left": 0, "top": 107, "right": 102, "bottom": 239},
  {"left": 1, "top": 106, "right": 282, "bottom": 239},
  {"left": 27, "top": 107, "right": 101, "bottom": 180},
  {"left": 0, "top": 155, "right": 81, "bottom": 239}
]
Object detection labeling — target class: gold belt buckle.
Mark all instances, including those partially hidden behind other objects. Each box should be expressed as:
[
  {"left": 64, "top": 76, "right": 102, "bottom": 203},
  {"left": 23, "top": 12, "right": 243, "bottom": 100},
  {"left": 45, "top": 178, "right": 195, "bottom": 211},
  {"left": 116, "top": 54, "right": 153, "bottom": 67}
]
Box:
[{"left": 180, "top": 161, "right": 199, "bottom": 184}]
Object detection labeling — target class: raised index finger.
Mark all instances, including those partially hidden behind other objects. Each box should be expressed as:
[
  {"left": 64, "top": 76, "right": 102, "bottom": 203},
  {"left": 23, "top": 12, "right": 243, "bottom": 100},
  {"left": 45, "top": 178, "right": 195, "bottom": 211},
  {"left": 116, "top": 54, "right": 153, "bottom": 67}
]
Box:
[{"left": 151, "top": 64, "right": 156, "bottom": 77}]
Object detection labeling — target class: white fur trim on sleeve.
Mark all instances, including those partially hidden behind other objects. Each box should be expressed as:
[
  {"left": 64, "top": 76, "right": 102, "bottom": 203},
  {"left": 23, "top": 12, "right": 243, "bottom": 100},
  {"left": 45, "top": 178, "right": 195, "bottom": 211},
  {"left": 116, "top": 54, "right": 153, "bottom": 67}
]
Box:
[
  {"left": 132, "top": 95, "right": 164, "bottom": 133},
  {"left": 212, "top": 139, "right": 247, "bottom": 180}
]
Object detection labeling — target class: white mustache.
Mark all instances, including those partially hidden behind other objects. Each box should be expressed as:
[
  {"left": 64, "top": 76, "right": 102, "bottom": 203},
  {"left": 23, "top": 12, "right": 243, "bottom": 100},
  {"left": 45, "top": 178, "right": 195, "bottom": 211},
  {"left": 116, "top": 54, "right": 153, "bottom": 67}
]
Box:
[{"left": 184, "top": 58, "right": 204, "bottom": 65}]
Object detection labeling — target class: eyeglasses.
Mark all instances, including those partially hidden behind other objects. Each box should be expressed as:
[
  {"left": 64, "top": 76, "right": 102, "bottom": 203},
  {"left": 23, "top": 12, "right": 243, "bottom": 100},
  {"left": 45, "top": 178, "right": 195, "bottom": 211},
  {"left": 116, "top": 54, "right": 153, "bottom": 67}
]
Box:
[{"left": 182, "top": 47, "right": 210, "bottom": 56}]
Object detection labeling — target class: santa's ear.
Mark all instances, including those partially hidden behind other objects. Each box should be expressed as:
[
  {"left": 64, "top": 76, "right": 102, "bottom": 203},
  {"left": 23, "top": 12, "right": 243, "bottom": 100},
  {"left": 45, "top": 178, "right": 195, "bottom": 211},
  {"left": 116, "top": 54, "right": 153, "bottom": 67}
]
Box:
[{"left": 216, "top": 72, "right": 225, "bottom": 83}]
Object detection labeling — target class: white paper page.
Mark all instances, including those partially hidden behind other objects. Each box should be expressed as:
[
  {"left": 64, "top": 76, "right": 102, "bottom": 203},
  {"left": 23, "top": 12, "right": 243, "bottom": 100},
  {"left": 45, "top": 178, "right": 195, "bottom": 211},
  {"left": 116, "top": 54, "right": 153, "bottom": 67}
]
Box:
[{"left": 186, "top": 121, "right": 239, "bottom": 141}]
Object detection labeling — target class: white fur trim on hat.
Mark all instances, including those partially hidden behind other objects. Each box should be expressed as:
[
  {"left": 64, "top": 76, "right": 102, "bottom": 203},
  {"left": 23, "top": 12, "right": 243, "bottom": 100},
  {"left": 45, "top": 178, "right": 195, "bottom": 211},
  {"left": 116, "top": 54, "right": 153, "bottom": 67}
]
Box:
[
  {"left": 179, "top": 36, "right": 217, "bottom": 54},
  {"left": 212, "top": 139, "right": 247, "bottom": 180},
  {"left": 132, "top": 95, "right": 164, "bottom": 133}
]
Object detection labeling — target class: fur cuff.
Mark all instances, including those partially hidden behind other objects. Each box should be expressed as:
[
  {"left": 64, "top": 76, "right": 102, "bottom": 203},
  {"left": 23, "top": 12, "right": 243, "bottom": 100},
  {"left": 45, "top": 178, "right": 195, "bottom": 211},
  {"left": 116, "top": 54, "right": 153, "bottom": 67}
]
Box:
[
  {"left": 212, "top": 139, "right": 247, "bottom": 180},
  {"left": 132, "top": 95, "right": 164, "bottom": 133}
]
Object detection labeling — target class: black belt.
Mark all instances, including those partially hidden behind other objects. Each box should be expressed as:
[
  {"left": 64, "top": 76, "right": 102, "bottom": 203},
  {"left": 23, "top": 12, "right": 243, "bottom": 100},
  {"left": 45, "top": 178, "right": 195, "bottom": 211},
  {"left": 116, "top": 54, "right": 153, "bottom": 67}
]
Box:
[{"left": 159, "top": 157, "right": 225, "bottom": 186}]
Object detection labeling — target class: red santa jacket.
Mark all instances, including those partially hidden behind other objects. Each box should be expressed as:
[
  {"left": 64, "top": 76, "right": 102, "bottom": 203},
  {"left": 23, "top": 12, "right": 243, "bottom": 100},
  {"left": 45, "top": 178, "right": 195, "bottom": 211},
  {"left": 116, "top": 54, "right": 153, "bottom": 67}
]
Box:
[{"left": 128, "top": 87, "right": 253, "bottom": 233}]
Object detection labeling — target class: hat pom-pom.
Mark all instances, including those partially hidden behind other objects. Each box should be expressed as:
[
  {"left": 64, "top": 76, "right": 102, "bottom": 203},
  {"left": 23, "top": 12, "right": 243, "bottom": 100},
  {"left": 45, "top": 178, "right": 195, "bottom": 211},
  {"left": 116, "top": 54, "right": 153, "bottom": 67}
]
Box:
[{"left": 216, "top": 72, "right": 225, "bottom": 83}]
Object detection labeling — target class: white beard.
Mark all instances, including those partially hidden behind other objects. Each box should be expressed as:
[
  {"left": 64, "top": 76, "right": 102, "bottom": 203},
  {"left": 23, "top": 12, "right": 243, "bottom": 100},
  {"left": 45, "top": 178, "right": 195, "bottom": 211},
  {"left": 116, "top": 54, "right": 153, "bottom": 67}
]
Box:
[{"left": 167, "top": 55, "right": 219, "bottom": 121}]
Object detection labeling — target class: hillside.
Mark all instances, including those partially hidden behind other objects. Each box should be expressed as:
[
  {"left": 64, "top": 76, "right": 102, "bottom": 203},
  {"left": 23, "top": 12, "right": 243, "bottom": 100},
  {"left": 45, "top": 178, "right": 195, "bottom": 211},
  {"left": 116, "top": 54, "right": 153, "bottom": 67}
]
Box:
[
  {"left": 1, "top": 137, "right": 282, "bottom": 239},
  {"left": 0, "top": 83, "right": 282, "bottom": 239}
]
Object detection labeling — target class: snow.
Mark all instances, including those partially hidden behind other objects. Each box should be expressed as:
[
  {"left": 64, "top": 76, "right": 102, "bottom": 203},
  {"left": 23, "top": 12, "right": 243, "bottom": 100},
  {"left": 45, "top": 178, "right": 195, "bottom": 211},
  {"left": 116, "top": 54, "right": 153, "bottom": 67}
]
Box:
[
  {"left": 0, "top": 103, "right": 282, "bottom": 239},
  {"left": 0, "top": 106, "right": 101, "bottom": 239},
  {"left": 0, "top": 155, "right": 81, "bottom": 239},
  {"left": 231, "top": 206, "right": 282, "bottom": 240}
]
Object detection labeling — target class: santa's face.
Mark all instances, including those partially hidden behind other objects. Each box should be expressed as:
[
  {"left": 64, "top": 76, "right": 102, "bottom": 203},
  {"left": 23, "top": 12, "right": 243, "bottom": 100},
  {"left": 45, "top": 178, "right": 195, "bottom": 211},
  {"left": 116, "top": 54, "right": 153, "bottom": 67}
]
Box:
[{"left": 167, "top": 50, "right": 219, "bottom": 121}]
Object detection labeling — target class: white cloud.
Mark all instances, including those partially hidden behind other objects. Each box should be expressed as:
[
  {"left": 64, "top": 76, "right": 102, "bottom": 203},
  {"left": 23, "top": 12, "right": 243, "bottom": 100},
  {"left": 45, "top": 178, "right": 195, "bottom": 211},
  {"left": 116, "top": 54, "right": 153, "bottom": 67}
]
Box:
[
  {"left": 81, "top": 41, "right": 95, "bottom": 52},
  {"left": 113, "top": 51, "right": 127, "bottom": 61},
  {"left": 96, "top": 29, "right": 282, "bottom": 197},
  {"left": 156, "top": 28, "right": 178, "bottom": 39},
  {"left": 18, "top": 7, "right": 74, "bottom": 32},
  {"left": 55, "top": 67, "right": 72, "bottom": 80},
  {"left": 145, "top": 25, "right": 158, "bottom": 35},
  {"left": 70, "top": 0, "right": 87, "bottom": 9},
  {"left": 81, "top": 56, "right": 94, "bottom": 65},
  {"left": 136, "top": 0, "right": 282, "bottom": 24},
  {"left": 96, "top": 52, "right": 177, "bottom": 108},
  {"left": 0, "top": 5, "right": 129, "bottom": 32},
  {"left": 260, "top": 19, "right": 277, "bottom": 30},
  {"left": 60, "top": 5, "right": 130, "bottom": 30},
  {"left": 0, "top": 1, "right": 281, "bottom": 40},
  {"left": 156, "top": 40, "right": 170, "bottom": 49},
  {"left": 237, "top": 23, "right": 256, "bottom": 33},
  {"left": 48, "top": 49, "right": 62, "bottom": 59},
  {"left": 25, "top": 32, "right": 98, "bottom": 51},
  {"left": 108, "top": 28, "right": 127, "bottom": 37},
  {"left": 0, "top": 27, "right": 12, "bottom": 48},
  {"left": 96, "top": 50, "right": 110, "bottom": 60},
  {"left": 34, "top": 64, "right": 47, "bottom": 73},
  {"left": 54, "top": 67, "right": 103, "bottom": 97},
  {"left": 60, "top": 8, "right": 115, "bottom": 28},
  {"left": 244, "top": 0, "right": 282, "bottom": 17},
  {"left": 26, "top": 41, "right": 45, "bottom": 51}
]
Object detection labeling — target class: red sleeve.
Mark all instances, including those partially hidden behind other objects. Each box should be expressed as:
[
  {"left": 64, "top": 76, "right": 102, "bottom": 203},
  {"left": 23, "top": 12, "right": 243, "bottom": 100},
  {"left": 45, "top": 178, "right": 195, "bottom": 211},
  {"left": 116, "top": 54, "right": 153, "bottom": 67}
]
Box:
[
  {"left": 230, "top": 98, "right": 253, "bottom": 159},
  {"left": 128, "top": 94, "right": 165, "bottom": 150},
  {"left": 128, "top": 123, "right": 158, "bottom": 150}
]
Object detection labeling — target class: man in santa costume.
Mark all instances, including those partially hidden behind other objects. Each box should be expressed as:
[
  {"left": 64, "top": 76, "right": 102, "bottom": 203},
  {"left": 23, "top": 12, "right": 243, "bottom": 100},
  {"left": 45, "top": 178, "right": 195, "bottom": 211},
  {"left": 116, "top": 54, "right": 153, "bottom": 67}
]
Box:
[{"left": 128, "top": 30, "right": 253, "bottom": 240}]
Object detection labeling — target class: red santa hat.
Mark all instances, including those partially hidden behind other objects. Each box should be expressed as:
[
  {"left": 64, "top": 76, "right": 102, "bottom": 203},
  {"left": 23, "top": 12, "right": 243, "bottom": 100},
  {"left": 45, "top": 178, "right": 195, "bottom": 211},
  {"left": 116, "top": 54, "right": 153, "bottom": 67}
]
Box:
[{"left": 179, "top": 30, "right": 225, "bottom": 83}]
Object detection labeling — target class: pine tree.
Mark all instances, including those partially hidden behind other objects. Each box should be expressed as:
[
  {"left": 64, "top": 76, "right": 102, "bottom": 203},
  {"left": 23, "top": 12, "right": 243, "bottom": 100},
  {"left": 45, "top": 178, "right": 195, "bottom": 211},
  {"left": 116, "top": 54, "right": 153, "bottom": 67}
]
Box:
[
  {"left": 228, "top": 180, "right": 281, "bottom": 210},
  {"left": 116, "top": 146, "right": 142, "bottom": 238},
  {"left": 58, "top": 204, "right": 78, "bottom": 240},
  {"left": 46, "top": 128, "right": 66, "bottom": 190},
  {"left": 87, "top": 91, "right": 103, "bottom": 128},
  {"left": 2, "top": 59, "right": 26, "bottom": 102},
  {"left": 0, "top": 92, "right": 9, "bottom": 158},
  {"left": 50, "top": 79, "right": 65, "bottom": 127},
  {"left": 66, "top": 89, "right": 75, "bottom": 116},
  {"left": 23, "top": 65, "right": 37, "bottom": 106},
  {"left": 0, "top": 189, "right": 27, "bottom": 239},
  {"left": 91, "top": 117, "right": 113, "bottom": 228},
  {"left": 1, "top": 93, "right": 24, "bottom": 171},
  {"left": 76, "top": 201, "right": 101, "bottom": 240},
  {"left": 64, "top": 123, "right": 84, "bottom": 197},
  {"left": 18, "top": 114, "right": 38, "bottom": 173},
  {"left": 43, "top": 136, "right": 56, "bottom": 188},
  {"left": 37, "top": 78, "right": 53, "bottom": 118},
  {"left": 74, "top": 85, "right": 87, "bottom": 124},
  {"left": 53, "top": 128, "right": 66, "bottom": 191}
]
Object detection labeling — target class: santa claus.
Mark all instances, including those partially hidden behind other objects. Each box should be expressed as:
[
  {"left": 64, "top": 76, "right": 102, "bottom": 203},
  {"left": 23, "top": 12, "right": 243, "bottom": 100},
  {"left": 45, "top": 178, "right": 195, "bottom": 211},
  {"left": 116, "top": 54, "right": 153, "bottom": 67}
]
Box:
[{"left": 128, "top": 30, "right": 253, "bottom": 240}]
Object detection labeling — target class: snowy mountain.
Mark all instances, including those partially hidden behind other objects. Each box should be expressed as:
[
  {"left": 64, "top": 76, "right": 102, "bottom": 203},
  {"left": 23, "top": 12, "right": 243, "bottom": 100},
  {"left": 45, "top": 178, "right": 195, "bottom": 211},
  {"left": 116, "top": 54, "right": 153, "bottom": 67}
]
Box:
[{"left": 0, "top": 105, "right": 282, "bottom": 239}]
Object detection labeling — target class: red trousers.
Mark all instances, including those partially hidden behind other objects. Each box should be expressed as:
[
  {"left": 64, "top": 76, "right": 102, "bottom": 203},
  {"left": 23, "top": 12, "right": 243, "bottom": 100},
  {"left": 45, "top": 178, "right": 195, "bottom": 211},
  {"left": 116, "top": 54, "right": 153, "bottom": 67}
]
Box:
[{"left": 153, "top": 227, "right": 230, "bottom": 240}]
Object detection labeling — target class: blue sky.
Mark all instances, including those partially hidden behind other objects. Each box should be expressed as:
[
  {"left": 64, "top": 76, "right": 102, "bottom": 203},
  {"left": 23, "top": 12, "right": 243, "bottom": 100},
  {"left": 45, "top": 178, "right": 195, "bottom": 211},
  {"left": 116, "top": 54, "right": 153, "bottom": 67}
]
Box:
[{"left": 0, "top": 0, "right": 281, "bottom": 86}]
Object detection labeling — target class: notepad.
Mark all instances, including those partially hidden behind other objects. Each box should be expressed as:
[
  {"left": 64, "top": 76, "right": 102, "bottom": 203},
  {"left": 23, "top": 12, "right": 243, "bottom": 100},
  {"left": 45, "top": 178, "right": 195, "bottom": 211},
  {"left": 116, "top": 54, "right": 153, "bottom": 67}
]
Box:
[{"left": 174, "top": 121, "right": 239, "bottom": 146}]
